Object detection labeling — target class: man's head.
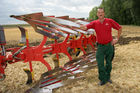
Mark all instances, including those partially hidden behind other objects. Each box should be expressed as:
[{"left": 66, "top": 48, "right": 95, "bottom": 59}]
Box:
[{"left": 97, "top": 8, "right": 105, "bottom": 20}]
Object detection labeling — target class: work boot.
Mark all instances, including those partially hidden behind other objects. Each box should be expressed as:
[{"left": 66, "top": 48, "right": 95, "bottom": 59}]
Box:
[
  {"left": 98, "top": 81, "right": 106, "bottom": 86},
  {"left": 108, "top": 79, "right": 112, "bottom": 83}
]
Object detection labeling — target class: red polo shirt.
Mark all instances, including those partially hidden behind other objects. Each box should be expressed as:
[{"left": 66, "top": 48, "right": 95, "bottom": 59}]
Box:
[{"left": 86, "top": 18, "right": 121, "bottom": 44}]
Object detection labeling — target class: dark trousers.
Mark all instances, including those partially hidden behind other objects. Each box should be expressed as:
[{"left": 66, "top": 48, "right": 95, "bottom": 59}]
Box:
[{"left": 96, "top": 42, "right": 114, "bottom": 83}]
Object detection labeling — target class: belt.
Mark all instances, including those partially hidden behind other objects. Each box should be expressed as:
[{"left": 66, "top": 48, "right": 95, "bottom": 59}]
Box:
[{"left": 97, "top": 42, "right": 111, "bottom": 46}]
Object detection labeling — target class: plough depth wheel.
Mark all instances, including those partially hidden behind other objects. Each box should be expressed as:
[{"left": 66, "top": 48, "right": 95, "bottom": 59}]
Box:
[{"left": 0, "top": 73, "right": 6, "bottom": 81}]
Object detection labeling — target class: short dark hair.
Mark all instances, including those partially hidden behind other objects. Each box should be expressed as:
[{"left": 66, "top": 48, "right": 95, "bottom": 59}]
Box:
[{"left": 97, "top": 7, "right": 104, "bottom": 11}]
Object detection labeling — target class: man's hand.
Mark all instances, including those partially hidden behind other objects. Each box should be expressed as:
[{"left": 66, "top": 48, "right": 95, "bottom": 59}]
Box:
[
  {"left": 111, "top": 38, "right": 118, "bottom": 45},
  {"left": 80, "top": 25, "right": 87, "bottom": 30}
]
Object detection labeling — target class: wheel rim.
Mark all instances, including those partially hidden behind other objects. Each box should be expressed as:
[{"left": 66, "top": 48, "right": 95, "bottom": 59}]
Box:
[{"left": 0, "top": 74, "right": 6, "bottom": 81}]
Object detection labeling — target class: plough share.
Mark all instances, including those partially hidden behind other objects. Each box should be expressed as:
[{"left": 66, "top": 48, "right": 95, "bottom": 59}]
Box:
[{"left": 0, "top": 12, "right": 97, "bottom": 92}]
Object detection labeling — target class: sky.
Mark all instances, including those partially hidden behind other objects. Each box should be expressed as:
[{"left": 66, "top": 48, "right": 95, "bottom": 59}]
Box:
[{"left": 0, "top": 0, "right": 102, "bottom": 25}]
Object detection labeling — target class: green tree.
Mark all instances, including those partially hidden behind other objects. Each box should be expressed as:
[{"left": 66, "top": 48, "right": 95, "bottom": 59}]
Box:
[
  {"left": 88, "top": 0, "right": 140, "bottom": 25},
  {"left": 133, "top": 0, "right": 140, "bottom": 25},
  {"left": 88, "top": 7, "right": 98, "bottom": 21}
]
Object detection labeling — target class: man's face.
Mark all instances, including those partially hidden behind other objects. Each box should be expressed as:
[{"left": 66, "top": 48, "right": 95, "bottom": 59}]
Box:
[{"left": 97, "top": 9, "right": 105, "bottom": 19}]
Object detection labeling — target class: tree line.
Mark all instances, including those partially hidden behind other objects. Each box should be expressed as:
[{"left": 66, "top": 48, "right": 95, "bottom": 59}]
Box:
[{"left": 88, "top": 0, "right": 140, "bottom": 25}]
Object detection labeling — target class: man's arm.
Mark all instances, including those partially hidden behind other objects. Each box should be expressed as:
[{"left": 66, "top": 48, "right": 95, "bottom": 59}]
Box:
[
  {"left": 112, "top": 27, "right": 122, "bottom": 45},
  {"left": 117, "top": 27, "right": 122, "bottom": 40},
  {"left": 80, "top": 21, "right": 95, "bottom": 31}
]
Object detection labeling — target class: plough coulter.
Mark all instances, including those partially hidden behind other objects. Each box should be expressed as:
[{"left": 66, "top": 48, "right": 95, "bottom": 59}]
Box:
[{"left": 0, "top": 12, "right": 97, "bottom": 92}]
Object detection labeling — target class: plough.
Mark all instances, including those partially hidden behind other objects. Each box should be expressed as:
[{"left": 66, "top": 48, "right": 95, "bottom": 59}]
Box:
[{"left": 0, "top": 12, "right": 97, "bottom": 92}]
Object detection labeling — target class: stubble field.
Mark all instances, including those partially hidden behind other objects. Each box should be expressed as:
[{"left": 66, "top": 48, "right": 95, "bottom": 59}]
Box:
[{"left": 0, "top": 25, "right": 140, "bottom": 93}]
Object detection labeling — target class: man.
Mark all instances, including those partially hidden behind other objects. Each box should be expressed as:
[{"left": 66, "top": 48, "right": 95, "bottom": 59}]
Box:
[{"left": 80, "top": 8, "right": 122, "bottom": 85}]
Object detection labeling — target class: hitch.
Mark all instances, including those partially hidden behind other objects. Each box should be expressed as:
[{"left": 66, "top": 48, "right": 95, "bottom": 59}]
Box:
[{"left": 0, "top": 25, "right": 6, "bottom": 81}]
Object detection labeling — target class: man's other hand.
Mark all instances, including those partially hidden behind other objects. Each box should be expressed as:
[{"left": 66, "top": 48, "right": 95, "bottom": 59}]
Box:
[{"left": 111, "top": 38, "right": 118, "bottom": 45}]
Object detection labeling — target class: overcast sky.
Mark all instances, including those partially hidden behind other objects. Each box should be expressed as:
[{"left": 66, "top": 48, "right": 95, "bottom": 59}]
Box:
[{"left": 0, "top": 0, "right": 102, "bottom": 25}]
